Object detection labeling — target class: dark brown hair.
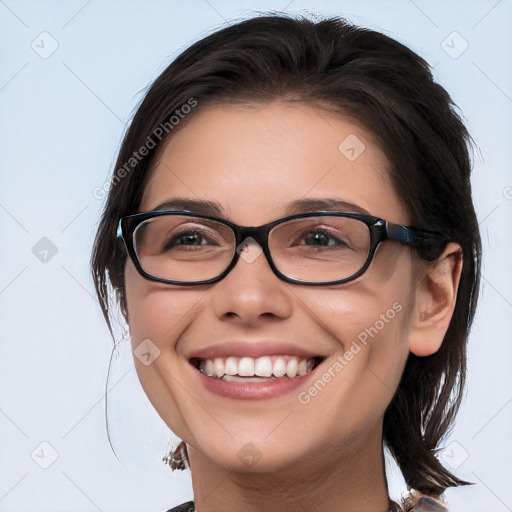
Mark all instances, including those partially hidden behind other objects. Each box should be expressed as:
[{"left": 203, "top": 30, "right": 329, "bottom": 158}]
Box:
[{"left": 91, "top": 13, "right": 481, "bottom": 508}]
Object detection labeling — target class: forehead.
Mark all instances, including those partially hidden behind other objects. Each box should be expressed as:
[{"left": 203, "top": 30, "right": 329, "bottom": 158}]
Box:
[{"left": 141, "top": 102, "right": 408, "bottom": 225}]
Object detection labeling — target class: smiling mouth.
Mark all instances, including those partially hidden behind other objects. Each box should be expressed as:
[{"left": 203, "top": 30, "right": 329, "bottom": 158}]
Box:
[{"left": 189, "top": 355, "right": 325, "bottom": 381}]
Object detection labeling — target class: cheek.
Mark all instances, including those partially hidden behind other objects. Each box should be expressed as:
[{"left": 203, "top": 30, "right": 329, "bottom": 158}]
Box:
[
  {"left": 297, "top": 292, "right": 411, "bottom": 445},
  {"left": 303, "top": 283, "right": 410, "bottom": 380},
  {"left": 124, "top": 261, "right": 207, "bottom": 345},
  {"left": 294, "top": 254, "right": 414, "bottom": 426},
  {"left": 304, "top": 246, "right": 414, "bottom": 349},
  {"left": 123, "top": 263, "right": 211, "bottom": 440}
]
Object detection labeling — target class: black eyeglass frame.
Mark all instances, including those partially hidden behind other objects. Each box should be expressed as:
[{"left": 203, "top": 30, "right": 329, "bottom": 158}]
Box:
[{"left": 117, "top": 210, "right": 448, "bottom": 286}]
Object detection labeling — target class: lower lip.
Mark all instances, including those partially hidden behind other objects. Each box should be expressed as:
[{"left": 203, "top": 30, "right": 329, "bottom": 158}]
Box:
[{"left": 191, "top": 364, "right": 319, "bottom": 400}]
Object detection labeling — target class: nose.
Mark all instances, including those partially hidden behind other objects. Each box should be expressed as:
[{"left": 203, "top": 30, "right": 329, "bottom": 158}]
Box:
[{"left": 210, "top": 240, "right": 293, "bottom": 325}]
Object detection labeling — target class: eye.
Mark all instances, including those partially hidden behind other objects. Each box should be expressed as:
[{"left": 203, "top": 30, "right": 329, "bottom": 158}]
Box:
[
  {"left": 162, "top": 227, "right": 220, "bottom": 252},
  {"left": 170, "top": 231, "right": 207, "bottom": 247},
  {"left": 302, "top": 228, "right": 348, "bottom": 248},
  {"left": 299, "top": 228, "right": 349, "bottom": 249}
]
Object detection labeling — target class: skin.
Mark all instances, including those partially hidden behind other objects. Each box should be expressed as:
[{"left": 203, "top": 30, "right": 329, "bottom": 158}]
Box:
[{"left": 123, "top": 102, "right": 462, "bottom": 512}]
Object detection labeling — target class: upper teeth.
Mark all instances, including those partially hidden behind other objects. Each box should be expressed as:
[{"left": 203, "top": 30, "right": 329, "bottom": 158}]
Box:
[{"left": 199, "top": 356, "right": 315, "bottom": 379}]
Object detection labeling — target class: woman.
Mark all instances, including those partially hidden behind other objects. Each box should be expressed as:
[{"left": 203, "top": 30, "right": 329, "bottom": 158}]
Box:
[{"left": 91, "top": 14, "right": 481, "bottom": 512}]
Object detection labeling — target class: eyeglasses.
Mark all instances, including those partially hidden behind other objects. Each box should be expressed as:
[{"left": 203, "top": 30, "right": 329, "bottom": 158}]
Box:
[{"left": 117, "top": 210, "right": 447, "bottom": 286}]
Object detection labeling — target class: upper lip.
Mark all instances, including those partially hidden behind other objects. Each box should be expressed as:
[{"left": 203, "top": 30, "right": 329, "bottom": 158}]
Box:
[{"left": 187, "top": 341, "right": 327, "bottom": 361}]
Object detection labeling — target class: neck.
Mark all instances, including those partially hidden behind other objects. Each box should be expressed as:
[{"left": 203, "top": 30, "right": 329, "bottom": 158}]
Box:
[{"left": 187, "top": 426, "right": 390, "bottom": 512}]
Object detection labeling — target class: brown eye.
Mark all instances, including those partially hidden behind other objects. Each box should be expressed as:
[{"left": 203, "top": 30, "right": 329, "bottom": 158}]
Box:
[
  {"left": 164, "top": 230, "right": 209, "bottom": 250},
  {"left": 302, "top": 228, "right": 349, "bottom": 248}
]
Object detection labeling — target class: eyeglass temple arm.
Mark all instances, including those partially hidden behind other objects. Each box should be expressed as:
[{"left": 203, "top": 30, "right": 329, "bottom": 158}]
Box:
[{"left": 385, "top": 222, "right": 447, "bottom": 261}]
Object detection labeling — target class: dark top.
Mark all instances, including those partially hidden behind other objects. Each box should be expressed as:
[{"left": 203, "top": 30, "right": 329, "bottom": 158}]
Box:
[
  {"left": 165, "top": 496, "right": 448, "bottom": 511},
  {"left": 165, "top": 501, "right": 195, "bottom": 512}
]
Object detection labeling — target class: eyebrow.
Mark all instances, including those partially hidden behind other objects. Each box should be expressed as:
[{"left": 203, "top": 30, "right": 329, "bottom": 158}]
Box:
[
  {"left": 152, "top": 198, "right": 225, "bottom": 217},
  {"left": 284, "top": 198, "right": 370, "bottom": 216},
  {"left": 151, "top": 197, "right": 370, "bottom": 218}
]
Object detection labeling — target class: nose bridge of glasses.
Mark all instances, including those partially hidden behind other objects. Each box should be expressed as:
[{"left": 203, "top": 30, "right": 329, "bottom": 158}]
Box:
[
  {"left": 235, "top": 225, "right": 271, "bottom": 249},
  {"left": 230, "top": 225, "right": 275, "bottom": 271}
]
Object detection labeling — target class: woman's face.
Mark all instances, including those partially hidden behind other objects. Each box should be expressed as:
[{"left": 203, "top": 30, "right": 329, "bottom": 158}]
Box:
[{"left": 124, "top": 101, "right": 418, "bottom": 472}]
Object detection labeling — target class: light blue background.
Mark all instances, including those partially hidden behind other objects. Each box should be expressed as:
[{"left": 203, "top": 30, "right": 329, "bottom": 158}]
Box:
[{"left": 1, "top": 1, "right": 511, "bottom": 511}]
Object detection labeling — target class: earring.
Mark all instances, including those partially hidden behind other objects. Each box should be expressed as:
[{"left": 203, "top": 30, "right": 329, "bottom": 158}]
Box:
[{"left": 163, "top": 441, "right": 189, "bottom": 471}]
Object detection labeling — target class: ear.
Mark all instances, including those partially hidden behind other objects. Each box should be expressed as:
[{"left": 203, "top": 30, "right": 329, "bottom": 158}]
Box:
[{"left": 409, "top": 242, "right": 463, "bottom": 357}]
